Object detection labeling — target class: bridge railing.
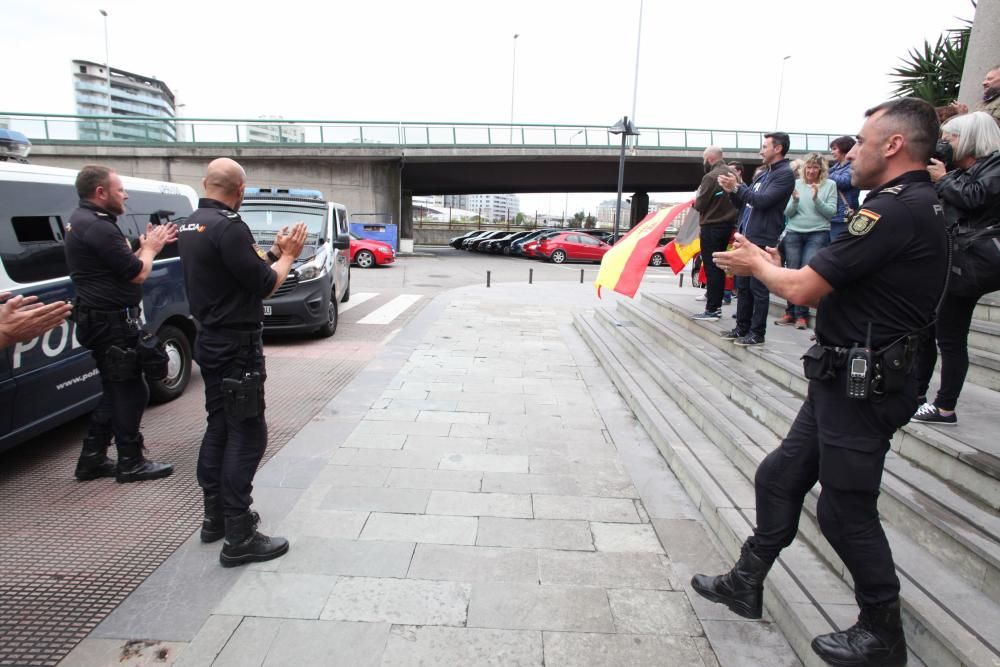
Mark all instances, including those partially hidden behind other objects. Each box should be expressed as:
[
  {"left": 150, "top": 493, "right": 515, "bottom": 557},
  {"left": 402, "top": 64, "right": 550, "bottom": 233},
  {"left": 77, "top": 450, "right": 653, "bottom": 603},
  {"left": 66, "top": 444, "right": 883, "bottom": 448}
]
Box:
[{"left": 0, "top": 112, "right": 844, "bottom": 154}]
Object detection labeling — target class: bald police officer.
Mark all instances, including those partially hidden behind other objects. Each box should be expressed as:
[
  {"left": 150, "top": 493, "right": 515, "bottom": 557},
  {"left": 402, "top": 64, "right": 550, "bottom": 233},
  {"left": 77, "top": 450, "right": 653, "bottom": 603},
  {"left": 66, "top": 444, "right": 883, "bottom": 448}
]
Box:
[
  {"left": 178, "top": 158, "right": 306, "bottom": 567},
  {"left": 65, "top": 165, "right": 177, "bottom": 483},
  {"left": 694, "top": 98, "right": 946, "bottom": 666}
]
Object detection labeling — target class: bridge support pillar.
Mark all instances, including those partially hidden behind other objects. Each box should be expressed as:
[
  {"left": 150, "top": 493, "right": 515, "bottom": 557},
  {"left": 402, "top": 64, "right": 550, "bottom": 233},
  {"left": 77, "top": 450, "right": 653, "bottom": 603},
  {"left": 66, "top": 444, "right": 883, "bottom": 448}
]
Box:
[
  {"left": 629, "top": 192, "right": 649, "bottom": 229},
  {"left": 400, "top": 190, "right": 414, "bottom": 253}
]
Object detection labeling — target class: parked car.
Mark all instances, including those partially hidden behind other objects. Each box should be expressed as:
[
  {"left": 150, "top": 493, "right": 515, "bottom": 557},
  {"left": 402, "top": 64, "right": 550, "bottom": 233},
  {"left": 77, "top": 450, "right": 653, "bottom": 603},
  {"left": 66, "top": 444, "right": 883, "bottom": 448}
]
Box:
[
  {"left": 459, "top": 230, "right": 496, "bottom": 250},
  {"left": 350, "top": 232, "right": 395, "bottom": 268},
  {"left": 449, "top": 230, "right": 488, "bottom": 249},
  {"left": 466, "top": 230, "right": 510, "bottom": 251},
  {"left": 240, "top": 187, "right": 351, "bottom": 338},
  {"left": 511, "top": 229, "right": 560, "bottom": 256},
  {"left": 536, "top": 232, "right": 611, "bottom": 264},
  {"left": 484, "top": 231, "right": 532, "bottom": 254}
]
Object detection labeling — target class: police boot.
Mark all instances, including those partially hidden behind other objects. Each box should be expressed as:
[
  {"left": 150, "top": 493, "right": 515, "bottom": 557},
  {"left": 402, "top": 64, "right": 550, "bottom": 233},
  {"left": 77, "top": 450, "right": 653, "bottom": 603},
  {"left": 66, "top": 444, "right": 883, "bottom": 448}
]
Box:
[
  {"left": 74, "top": 436, "right": 116, "bottom": 481},
  {"left": 219, "top": 511, "right": 289, "bottom": 568},
  {"left": 200, "top": 494, "right": 225, "bottom": 543},
  {"left": 690, "top": 540, "right": 771, "bottom": 619},
  {"left": 115, "top": 437, "right": 174, "bottom": 483},
  {"left": 811, "top": 600, "right": 907, "bottom": 666}
]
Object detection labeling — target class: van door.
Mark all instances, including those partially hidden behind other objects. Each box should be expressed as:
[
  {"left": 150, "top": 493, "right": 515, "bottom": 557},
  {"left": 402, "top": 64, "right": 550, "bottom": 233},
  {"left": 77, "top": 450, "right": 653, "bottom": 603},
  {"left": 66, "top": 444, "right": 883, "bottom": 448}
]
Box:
[
  {"left": 331, "top": 205, "right": 351, "bottom": 303},
  {"left": 0, "top": 346, "right": 13, "bottom": 437}
]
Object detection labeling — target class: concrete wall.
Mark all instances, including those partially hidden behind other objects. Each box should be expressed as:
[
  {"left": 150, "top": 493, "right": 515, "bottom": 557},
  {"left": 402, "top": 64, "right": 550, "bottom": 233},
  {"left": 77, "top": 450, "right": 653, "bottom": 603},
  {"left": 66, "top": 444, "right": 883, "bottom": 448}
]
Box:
[
  {"left": 959, "top": 0, "right": 1000, "bottom": 111},
  {"left": 29, "top": 154, "right": 401, "bottom": 228}
]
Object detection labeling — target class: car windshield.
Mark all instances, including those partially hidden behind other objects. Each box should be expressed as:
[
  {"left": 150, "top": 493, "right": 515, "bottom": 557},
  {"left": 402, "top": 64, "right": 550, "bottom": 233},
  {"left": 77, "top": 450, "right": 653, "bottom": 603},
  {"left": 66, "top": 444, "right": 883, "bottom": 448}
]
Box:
[{"left": 240, "top": 207, "right": 325, "bottom": 246}]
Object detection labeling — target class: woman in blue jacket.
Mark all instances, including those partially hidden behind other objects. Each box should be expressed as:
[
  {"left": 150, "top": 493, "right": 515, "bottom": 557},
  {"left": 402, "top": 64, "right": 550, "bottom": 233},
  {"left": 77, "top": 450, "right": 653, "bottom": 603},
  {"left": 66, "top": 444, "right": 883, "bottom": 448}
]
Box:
[{"left": 828, "top": 136, "right": 860, "bottom": 241}]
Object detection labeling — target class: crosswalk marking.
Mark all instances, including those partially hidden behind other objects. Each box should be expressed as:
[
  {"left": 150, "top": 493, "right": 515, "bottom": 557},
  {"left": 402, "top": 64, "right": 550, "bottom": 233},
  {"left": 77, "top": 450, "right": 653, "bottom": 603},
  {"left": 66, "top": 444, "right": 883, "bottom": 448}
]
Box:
[
  {"left": 339, "top": 292, "right": 379, "bottom": 314},
  {"left": 357, "top": 294, "right": 423, "bottom": 325}
]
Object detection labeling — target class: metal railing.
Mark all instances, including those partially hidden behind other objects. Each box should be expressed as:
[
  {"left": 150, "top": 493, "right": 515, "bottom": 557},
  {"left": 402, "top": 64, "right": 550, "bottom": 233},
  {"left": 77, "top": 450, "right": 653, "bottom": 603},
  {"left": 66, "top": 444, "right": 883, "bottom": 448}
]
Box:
[{"left": 0, "top": 112, "right": 847, "bottom": 154}]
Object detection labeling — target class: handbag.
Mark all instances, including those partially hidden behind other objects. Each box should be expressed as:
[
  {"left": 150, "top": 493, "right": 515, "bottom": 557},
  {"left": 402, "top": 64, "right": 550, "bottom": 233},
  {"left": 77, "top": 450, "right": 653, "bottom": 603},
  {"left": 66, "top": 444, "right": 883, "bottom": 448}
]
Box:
[
  {"left": 837, "top": 190, "right": 855, "bottom": 219},
  {"left": 948, "top": 224, "right": 1000, "bottom": 298}
]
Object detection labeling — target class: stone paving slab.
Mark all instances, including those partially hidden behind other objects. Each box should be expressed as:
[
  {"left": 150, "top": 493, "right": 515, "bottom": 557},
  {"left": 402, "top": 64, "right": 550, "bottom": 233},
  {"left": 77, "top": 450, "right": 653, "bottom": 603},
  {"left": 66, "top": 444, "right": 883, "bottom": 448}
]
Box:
[
  {"left": 476, "top": 517, "right": 594, "bottom": 551},
  {"left": 467, "top": 583, "right": 615, "bottom": 632},
  {"left": 319, "top": 485, "right": 429, "bottom": 513},
  {"left": 426, "top": 490, "right": 533, "bottom": 518},
  {"left": 264, "top": 537, "right": 414, "bottom": 577},
  {"left": 214, "top": 572, "right": 337, "bottom": 619},
  {"left": 542, "top": 632, "right": 710, "bottom": 667},
  {"left": 406, "top": 544, "right": 540, "bottom": 584},
  {"left": 591, "top": 522, "right": 665, "bottom": 553},
  {"left": 320, "top": 576, "right": 470, "bottom": 626},
  {"left": 381, "top": 626, "right": 543, "bottom": 667},
  {"left": 385, "top": 467, "right": 483, "bottom": 492},
  {"left": 359, "top": 512, "right": 478, "bottom": 545},
  {"left": 537, "top": 551, "right": 678, "bottom": 590},
  {"left": 532, "top": 494, "right": 641, "bottom": 523},
  {"left": 481, "top": 471, "right": 638, "bottom": 498}
]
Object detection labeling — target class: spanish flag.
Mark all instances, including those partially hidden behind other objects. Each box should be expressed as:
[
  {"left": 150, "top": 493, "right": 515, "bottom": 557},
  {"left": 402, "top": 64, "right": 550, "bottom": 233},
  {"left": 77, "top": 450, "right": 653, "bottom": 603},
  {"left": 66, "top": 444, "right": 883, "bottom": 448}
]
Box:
[
  {"left": 595, "top": 200, "right": 694, "bottom": 299},
  {"left": 662, "top": 207, "right": 702, "bottom": 273}
]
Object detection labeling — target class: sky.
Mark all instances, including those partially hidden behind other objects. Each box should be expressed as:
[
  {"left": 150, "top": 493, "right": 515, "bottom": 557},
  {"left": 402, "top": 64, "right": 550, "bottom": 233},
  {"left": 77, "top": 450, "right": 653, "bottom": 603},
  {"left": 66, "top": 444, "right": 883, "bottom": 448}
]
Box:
[{"left": 2, "top": 0, "right": 977, "bottom": 215}]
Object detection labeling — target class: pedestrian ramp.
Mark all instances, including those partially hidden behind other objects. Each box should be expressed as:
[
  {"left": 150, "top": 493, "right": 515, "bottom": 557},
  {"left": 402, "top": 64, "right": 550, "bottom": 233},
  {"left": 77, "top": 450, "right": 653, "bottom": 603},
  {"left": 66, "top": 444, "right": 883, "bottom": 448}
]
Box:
[{"left": 575, "top": 288, "right": 1000, "bottom": 667}]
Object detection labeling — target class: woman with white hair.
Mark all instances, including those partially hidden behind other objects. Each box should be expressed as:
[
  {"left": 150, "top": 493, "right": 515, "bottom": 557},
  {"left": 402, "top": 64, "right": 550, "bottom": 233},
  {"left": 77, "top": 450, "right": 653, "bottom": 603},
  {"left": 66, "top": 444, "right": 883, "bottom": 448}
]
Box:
[{"left": 913, "top": 111, "right": 1000, "bottom": 425}]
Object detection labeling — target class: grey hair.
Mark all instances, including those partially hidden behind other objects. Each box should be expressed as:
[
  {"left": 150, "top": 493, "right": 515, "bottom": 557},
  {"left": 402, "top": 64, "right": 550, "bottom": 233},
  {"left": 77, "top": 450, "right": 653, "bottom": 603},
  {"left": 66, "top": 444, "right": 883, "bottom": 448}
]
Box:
[
  {"left": 941, "top": 111, "right": 1000, "bottom": 160},
  {"left": 703, "top": 146, "right": 723, "bottom": 160}
]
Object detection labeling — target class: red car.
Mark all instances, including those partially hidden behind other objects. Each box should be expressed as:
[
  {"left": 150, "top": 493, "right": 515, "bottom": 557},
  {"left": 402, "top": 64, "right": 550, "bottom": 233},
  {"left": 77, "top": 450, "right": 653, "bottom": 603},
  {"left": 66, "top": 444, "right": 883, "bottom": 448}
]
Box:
[
  {"left": 536, "top": 232, "right": 611, "bottom": 264},
  {"left": 350, "top": 232, "right": 395, "bottom": 268}
]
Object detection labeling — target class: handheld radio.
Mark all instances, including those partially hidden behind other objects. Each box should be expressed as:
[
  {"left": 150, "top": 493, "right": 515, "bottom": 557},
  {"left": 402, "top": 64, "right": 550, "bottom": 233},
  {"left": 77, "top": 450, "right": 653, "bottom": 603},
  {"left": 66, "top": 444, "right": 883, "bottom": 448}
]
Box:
[{"left": 846, "top": 323, "right": 873, "bottom": 400}]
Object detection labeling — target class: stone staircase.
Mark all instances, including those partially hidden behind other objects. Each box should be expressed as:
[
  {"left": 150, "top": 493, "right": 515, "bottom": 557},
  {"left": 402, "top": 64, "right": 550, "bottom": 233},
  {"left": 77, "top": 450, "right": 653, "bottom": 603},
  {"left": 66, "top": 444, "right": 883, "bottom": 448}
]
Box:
[{"left": 575, "top": 287, "right": 1000, "bottom": 667}]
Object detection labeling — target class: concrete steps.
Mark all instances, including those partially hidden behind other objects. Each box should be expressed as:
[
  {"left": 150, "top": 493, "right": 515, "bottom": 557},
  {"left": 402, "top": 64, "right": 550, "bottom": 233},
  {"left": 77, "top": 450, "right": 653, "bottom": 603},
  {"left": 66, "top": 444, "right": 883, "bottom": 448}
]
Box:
[
  {"left": 574, "top": 294, "right": 1000, "bottom": 667},
  {"left": 574, "top": 311, "right": 930, "bottom": 667},
  {"left": 651, "top": 293, "right": 1000, "bottom": 510}
]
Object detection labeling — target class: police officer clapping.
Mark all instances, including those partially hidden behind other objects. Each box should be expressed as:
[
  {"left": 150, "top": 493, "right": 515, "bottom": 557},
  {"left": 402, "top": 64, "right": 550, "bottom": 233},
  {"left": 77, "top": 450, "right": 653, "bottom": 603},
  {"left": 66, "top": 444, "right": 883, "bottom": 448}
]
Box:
[
  {"left": 697, "top": 99, "right": 946, "bottom": 666},
  {"left": 0, "top": 292, "right": 72, "bottom": 348},
  {"left": 178, "top": 158, "right": 306, "bottom": 567},
  {"left": 65, "top": 165, "right": 178, "bottom": 483}
]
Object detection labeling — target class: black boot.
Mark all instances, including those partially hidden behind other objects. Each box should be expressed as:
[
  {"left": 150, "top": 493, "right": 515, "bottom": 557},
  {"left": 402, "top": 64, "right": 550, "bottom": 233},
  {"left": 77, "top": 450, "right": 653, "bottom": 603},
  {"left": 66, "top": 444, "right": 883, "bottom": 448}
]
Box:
[
  {"left": 115, "top": 437, "right": 173, "bottom": 483},
  {"left": 811, "top": 600, "right": 907, "bottom": 666},
  {"left": 200, "top": 494, "right": 225, "bottom": 543},
  {"left": 691, "top": 540, "right": 772, "bottom": 619},
  {"left": 74, "top": 436, "right": 116, "bottom": 481},
  {"left": 220, "top": 512, "right": 289, "bottom": 568}
]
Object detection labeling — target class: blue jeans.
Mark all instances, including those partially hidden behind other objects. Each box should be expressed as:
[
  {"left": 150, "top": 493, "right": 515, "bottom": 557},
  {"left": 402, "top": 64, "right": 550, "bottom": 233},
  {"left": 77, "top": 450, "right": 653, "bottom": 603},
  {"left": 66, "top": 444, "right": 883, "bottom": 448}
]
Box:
[{"left": 783, "top": 230, "right": 829, "bottom": 319}]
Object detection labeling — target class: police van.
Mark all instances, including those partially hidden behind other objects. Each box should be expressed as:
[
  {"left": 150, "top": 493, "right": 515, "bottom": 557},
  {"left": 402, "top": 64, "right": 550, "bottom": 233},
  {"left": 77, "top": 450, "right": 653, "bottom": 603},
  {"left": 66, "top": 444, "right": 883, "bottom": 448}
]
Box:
[
  {"left": 239, "top": 188, "right": 351, "bottom": 337},
  {"left": 0, "top": 161, "right": 199, "bottom": 453}
]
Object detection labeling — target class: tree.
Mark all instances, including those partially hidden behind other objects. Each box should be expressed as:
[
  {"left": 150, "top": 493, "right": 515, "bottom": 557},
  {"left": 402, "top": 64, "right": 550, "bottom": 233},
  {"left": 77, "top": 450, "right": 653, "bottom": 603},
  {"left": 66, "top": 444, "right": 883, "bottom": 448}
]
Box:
[
  {"left": 889, "top": 10, "right": 972, "bottom": 105},
  {"left": 515, "top": 212, "right": 526, "bottom": 225},
  {"left": 584, "top": 215, "right": 597, "bottom": 228}
]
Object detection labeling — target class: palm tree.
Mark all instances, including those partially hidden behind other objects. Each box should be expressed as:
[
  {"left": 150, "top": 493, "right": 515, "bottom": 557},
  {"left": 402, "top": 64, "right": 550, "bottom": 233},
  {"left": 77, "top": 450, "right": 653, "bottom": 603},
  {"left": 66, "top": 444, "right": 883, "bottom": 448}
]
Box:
[{"left": 889, "top": 16, "right": 972, "bottom": 105}]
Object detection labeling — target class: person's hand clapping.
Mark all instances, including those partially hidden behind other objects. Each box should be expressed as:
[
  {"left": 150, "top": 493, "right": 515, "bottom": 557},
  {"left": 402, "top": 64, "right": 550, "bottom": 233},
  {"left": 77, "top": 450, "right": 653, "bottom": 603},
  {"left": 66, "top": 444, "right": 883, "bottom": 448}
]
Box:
[
  {"left": 0, "top": 292, "right": 72, "bottom": 348},
  {"left": 712, "top": 233, "right": 770, "bottom": 277},
  {"left": 717, "top": 173, "right": 738, "bottom": 193},
  {"left": 276, "top": 222, "right": 308, "bottom": 260},
  {"left": 810, "top": 183, "right": 819, "bottom": 200},
  {"left": 140, "top": 222, "right": 178, "bottom": 254}
]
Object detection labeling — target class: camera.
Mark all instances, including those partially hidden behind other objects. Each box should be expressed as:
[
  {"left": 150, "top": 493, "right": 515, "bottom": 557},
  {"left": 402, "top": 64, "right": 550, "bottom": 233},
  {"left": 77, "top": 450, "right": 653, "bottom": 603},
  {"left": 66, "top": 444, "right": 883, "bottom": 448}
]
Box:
[{"left": 931, "top": 139, "right": 954, "bottom": 169}]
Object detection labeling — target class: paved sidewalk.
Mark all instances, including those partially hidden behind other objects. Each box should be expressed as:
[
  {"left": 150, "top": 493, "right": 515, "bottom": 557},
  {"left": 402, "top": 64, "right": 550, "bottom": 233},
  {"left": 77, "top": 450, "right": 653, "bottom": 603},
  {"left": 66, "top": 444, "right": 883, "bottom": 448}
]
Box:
[{"left": 61, "top": 281, "right": 800, "bottom": 667}]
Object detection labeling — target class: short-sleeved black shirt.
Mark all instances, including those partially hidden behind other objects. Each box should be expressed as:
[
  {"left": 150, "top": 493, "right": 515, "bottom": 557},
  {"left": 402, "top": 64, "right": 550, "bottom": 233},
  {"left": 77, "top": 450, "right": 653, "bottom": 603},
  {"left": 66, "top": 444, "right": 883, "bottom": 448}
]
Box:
[
  {"left": 809, "top": 170, "right": 947, "bottom": 349},
  {"left": 177, "top": 198, "right": 277, "bottom": 330},
  {"left": 64, "top": 201, "right": 144, "bottom": 309}
]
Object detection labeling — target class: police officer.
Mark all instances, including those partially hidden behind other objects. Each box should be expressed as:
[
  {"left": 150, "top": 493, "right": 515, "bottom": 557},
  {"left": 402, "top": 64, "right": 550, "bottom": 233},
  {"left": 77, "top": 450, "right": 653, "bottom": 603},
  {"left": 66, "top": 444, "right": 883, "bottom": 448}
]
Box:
[
  {"left": 65, "top": 165, "right": 177, "bottom": 483},
  {"left": 177, "top": 158, "right": 306, "bottom": 568},
  {"left": 695, "top": 98, "right": 946, "bottom": 667}
]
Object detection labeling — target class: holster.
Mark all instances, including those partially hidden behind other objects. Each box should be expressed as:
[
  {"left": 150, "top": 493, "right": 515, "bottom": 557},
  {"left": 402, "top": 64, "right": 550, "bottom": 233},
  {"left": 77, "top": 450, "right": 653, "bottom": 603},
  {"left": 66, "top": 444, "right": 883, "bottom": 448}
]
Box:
[
  {"left": 801, "top": 344, "right": 840, "bottom": 381},
  {"left": 872, "top": 335, "right": 918, "bottom": 396},
  {"left": 222, "top": 372, "right": 263, "bottom": 420},
  {"left": 104, "top": 345, "right": 140, "bottom": 382},
  {"left": 136, "top": 332, "right": 169, "bottom": 381}
]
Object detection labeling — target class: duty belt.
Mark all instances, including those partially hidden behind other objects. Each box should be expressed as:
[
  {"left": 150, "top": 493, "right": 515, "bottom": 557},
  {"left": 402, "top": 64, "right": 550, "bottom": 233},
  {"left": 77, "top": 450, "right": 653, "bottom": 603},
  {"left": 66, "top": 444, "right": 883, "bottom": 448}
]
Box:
[{"left": 76, "top": 304, "right": 141, "bottom": 321}]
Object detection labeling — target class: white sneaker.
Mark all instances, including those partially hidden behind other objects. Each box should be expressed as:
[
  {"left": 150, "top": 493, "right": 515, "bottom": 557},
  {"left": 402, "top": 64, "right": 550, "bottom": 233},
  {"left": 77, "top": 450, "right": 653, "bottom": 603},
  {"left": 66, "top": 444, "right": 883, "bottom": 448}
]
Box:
[{"left": 694, "top": 294, "right": 706, "bottom": 301}]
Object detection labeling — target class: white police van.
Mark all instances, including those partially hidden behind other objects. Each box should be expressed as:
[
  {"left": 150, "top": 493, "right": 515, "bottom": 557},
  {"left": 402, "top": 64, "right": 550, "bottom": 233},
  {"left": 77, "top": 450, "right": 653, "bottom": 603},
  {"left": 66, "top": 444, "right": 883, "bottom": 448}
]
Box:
[
  {"left": 0, "top": 161, "right": 199, "bottom": 453},
  {"left": 240, "top": 188, "right": 351, "bottom": 337}
]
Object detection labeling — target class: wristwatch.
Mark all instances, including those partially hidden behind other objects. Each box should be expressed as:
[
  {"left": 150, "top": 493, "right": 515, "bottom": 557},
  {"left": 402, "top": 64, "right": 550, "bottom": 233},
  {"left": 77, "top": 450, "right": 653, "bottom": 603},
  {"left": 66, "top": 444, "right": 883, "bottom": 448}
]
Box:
[{"left": 266, "top": 250, "right": 280, "bottom": 262}]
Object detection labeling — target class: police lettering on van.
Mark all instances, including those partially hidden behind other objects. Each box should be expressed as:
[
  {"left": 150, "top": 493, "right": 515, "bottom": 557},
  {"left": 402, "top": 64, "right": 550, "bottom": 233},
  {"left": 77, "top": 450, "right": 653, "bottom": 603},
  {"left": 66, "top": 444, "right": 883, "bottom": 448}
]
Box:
[{"left": 0, "top": 162, "right": 198, "bottom": 452}]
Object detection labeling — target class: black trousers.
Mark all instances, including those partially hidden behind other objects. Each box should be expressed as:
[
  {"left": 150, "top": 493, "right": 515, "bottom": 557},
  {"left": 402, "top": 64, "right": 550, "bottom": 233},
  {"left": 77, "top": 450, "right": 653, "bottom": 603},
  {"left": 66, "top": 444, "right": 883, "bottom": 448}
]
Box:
[
  {"left": 734, "top": 271, "right": 770, "bottom": 338},
  {"left": 76, "top": 311, "right": 148, "bottom": 450},
  {"left": 195, "top": 328, "right": 268, "bottom": 517},
  {"left": 700, "top": 223, "right": 734, "bottom": 312},
  {"left": 914, "top": 290, "right": 981, "bottom": 410},
  {"left": 751, "top": 373, "right": 916, "bottom": 606}
]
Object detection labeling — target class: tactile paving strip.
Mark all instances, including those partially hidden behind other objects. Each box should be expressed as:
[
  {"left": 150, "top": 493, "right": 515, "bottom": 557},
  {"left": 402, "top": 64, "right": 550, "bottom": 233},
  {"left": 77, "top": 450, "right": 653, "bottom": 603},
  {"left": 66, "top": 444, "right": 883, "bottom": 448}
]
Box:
[{"left": 0, "top": 354, "right": 366, "bottom": 667}]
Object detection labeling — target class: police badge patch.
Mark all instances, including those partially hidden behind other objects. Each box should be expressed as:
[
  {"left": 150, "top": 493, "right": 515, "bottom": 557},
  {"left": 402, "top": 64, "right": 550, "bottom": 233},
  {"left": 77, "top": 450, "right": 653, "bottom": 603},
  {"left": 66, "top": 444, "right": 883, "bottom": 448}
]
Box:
[
  {"left": 252, "top": 244, "right": 267, "bottom": 260},
  {"left": 848, "top": 209, "right": 881, "bottom": 236}
]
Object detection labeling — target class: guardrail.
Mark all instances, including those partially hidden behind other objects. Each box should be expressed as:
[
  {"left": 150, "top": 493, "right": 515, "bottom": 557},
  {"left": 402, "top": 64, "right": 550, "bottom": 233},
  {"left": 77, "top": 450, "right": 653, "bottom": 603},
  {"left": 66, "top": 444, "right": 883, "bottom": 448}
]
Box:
[{"left": 1, "top": 112, "right": 846, "bottom": 154}]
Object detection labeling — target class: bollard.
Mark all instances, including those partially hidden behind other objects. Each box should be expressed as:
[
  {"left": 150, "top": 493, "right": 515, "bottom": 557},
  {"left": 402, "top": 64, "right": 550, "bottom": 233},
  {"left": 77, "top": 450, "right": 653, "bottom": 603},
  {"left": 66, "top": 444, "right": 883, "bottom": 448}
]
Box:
[
  {"left": 679, "top": 274, "right": 684, "bottom": 288},
  {"left": 580, "top": 269, "right": 585, "bottom": 284},
  {"left": 529, "top": 268, "right": 533, "bottom": 285},
  {"left": 487, "top": 271, "right": 491, "bottom": 288}
]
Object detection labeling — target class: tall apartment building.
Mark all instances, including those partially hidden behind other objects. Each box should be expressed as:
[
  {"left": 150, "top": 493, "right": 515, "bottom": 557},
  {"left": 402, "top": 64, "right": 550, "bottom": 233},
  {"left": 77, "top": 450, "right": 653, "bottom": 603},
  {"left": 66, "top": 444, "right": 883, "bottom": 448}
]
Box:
[
  {"left": 246, "top": 116, "right": 305, "bottom": 143},
  {"left": 72, "top": 59, "right": 176, "bottom": 142},
  {"left": 466, "top": 194, "right": 520, "bottom": 222}
]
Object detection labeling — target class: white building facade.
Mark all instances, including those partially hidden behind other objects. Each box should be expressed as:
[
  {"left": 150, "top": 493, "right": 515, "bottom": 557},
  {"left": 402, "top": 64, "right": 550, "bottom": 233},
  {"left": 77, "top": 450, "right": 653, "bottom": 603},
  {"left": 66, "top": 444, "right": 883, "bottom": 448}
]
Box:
[{"left": 72, "top": 59, "right": 176, "bottom": 142}]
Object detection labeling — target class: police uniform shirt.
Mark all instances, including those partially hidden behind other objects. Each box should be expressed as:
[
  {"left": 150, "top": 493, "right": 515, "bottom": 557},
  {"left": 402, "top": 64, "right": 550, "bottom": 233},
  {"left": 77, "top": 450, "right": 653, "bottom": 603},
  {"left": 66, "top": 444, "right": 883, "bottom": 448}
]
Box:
[
  {"left": 177, "top": 198, "right": 276, "bottom": 329},
  {"left": 808, "top": 170, "right": 947, "bottom": 349},
  {"left": 64, "top": 200, "right": 144, "bottom": 310}
]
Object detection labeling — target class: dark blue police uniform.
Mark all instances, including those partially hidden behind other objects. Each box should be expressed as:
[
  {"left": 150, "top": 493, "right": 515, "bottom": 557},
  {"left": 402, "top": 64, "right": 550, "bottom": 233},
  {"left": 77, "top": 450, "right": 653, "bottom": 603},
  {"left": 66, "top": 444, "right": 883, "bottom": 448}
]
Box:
[
  {"left": 752, "top": 170, "right": 947, "bottom": 603},
  {"left": 177, "top": 199, "right": 276, "bottom": 518},
  {"left": 65, "top": 201, "right": 173, "bottom": 482}
]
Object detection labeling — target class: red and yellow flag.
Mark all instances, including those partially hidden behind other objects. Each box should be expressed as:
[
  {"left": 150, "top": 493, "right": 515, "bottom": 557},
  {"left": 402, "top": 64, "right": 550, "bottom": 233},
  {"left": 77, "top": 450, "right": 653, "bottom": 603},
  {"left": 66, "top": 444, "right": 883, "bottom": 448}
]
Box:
[
  {"left": 662, "top": 207, "right": 702, "bottom": 273},
  {"left": 595, "top": 200, "right": 694, "bottom": 299}
]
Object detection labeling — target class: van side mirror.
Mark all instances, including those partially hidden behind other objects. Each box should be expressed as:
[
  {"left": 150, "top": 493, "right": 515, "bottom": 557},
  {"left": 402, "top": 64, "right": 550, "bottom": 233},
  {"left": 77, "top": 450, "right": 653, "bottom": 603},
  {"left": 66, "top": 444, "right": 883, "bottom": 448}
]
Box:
[{"left": 333, "top": 234, "right": 349, "bottom": 250}]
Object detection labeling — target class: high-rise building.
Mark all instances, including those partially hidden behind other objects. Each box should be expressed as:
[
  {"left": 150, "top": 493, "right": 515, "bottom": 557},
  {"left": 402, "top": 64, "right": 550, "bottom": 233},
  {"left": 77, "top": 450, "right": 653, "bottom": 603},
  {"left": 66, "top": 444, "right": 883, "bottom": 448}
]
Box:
[
  {"left": 466, "top": 194, "right": 520, "bottom": 222},
  {"left": 72, "top": 59, "right": 176, "bottom": 142},
  {"left": 245, "top": 116, "right": 305, "bottom": 143}
]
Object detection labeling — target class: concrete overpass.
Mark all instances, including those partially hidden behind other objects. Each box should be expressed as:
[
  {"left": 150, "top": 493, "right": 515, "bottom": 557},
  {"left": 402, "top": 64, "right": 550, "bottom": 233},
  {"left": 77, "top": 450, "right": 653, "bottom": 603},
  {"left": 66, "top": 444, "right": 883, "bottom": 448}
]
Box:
[{"left": 5, "top": 113, "right": 847, "bottom": 245}]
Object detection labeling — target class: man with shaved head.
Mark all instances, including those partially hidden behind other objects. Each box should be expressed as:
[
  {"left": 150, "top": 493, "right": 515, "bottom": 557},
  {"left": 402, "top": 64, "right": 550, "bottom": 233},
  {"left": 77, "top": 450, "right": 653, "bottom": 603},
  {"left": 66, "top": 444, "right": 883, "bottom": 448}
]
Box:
[
  {"left": 690, "top": 146, "right": 737, "bottom": 321},
  {"left": 178, "top": 158, "right": 307, "bottom": 567}
]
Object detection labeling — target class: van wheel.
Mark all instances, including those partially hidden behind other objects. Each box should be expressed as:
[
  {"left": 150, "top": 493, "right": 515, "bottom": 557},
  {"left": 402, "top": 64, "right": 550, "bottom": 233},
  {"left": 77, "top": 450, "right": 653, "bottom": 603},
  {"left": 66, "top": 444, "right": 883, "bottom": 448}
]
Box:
[
  {"left": 149, "top": 324, "right": 192, "bottom": 404},
  {"left": 316, "top": 292, "right": 338, "bottom": 338}
]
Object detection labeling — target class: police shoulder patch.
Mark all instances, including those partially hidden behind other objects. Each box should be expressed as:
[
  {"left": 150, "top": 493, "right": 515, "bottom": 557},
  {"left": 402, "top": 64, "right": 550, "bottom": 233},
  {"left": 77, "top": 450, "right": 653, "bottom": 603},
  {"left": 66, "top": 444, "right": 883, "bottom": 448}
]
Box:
[
  {"left": 847, "top": 209, "right": 881, "bottom": 236},
  {"left": 252, "top": 244, "right": 267, "bottom": 261}
]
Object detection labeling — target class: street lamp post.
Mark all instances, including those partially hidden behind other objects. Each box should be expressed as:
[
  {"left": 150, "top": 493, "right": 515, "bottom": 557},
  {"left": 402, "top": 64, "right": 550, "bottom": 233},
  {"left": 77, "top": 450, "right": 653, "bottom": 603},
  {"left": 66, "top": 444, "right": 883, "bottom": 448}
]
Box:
[
  {"left": 510, "top": 33, "right": 519, "bottom": 144},
  {"left": 630, "top": 0, "right": 644, "bottom": 145},
  {"left": 774, "top": 55, "right": 791, "bottom": 128},
  {"left": 565, "top": 129, "right": 584, "bottom": 219},
  {"left": 100, "top": 9, "right": 111, "bottom": 140},
  {"left": 608, "top": 116, "right": 639, "bottom": 242}
]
